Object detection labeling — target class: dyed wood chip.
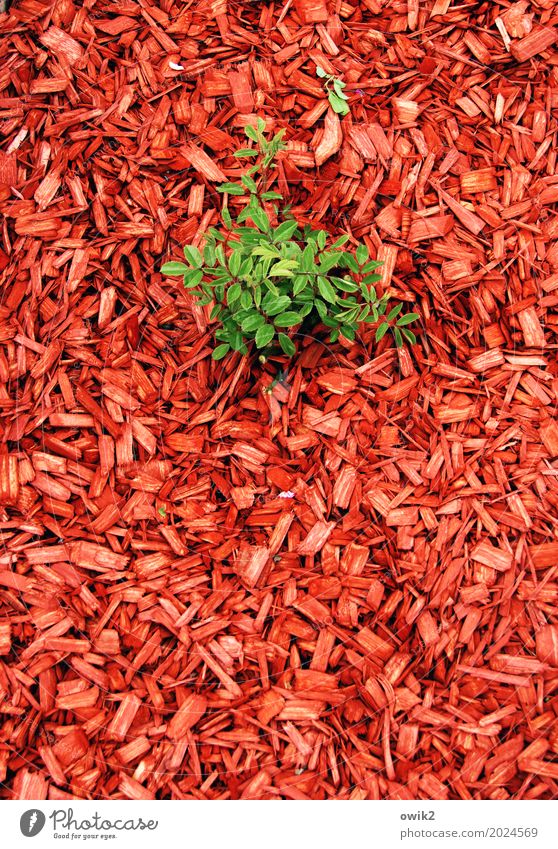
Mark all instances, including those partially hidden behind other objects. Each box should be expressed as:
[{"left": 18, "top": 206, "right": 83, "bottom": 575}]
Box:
[{"left": 1, "top": 0, "right": 558, "bottom": 803}]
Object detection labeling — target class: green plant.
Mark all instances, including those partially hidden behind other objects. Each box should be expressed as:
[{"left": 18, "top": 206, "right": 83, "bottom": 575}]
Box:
[
  {"left": 162, "top": 120, "right": 419, "bottom": 360},
  {"left": 316, "top": 66, "right": 350, "bottom": 116}
]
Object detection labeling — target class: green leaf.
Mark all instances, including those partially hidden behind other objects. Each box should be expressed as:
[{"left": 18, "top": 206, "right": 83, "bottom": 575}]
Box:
[
  {"left": 242, "top": 174, "right": 258, "bottom": 193},
  {"left": 274, "top": 312, "right": 301, "bottom": 327},
  {"left": 234, "top": 148, "right": 258, "bottom": 158},
  {"left": 230, "top": 330, "right": 246, "bottom": 352},
  {"left": 402, "top": 328, "right": 417, "bottom": 345},
  {"left": 317, "top": 230, "right": 327, "bottom": 250},
  {"left": 341, "top": 325, "right": 356, "bottom": 341},
  {"left": 183, "top": 245, "right": 203, "bottom": 268},
  {"left": 278, "top": 333, "right": 296, "bottom": 356},
  {"left": 239, "top": 257, "right": 253, "bottom": 277},
  {"left": 341, "top": 253, "right": 360, "bottom": 273},
  {"left": 217, "top": 182, "right": 246, "bottom": 195},
  {"left": 183, "top": 269, "right": 203, "bottom": 288},
  {"left": 252, "top": 245, "right": 281, "bottom": 260},
  {"left": 212, "top": 344, "right": 230, "bottom": 360},
  {"left": 331, "top": 234, "right": 349, "bottom": 248},
  {"left": 262, "top": 294, "right": 291, "bottom": 316},
  {"left": 365, "top": 285, "right": 378, "bottom": 304},
  {"left": 328, "top": 92, "right": 350, "bottom": 115},
  {"left": 301, "top": 244, "right": 315, "bottom": 272},
  {"left": 257, "top": 117, "right": 266, "bottom": 132},
  {"left": 262, "top": 278, "right": 280, "bottom": 295},
  {"left": 337, "top": 306, "right": 359, "bottom": 323},
  {"left": 255, "top": 324, "right": 275, "bottom": 348},
  {"left": 236, "top": 207, "right": 251, "bottom": 224},
  {"left": 245, "top": 125, "right": 258, "bottom": 141},
  {"left": 284, "top": 241, "right": 302, "bottom": 261},
  {"left": 203, "top": 244, "right": 216, "bottom": 266},
  {"left": 394, "top": 327, "right": 403, "bottom": 348},
  {"left": 269, "top": 259, "right": 297, "bottom": 276},
  {"left": 316, "top": 66, "right": 327, "bottom": 78},
  {"left": 210, "top": 305, "right": 222, "bottom": 321},
  {"left": 322, "top": 315, "right": 338, "bottom": 328},
  {"left": 205, "top": 268, "right": 226, "bottom": 281},
  {"left": 273, "top": 220, "right": 299, "bottom": 242},
  {"left": 355, "top": 244, "right": 369, "bottom": 265},
  {"left": 314, "top": 299, "right": 327, "bottom": 320},
  {"left": 162, "top": 261, "right": 189, "bottom": 276},
  {"left": 375, "top": 322, "right": 389, "bottom": 342},
  {"left": 261, "top": 191, "right": 283, "bottom": 200},
  {"left": 241, "top": 313, "right": 265, "bottom": 333},
  {"left": 254, "top": 263, "right": 267, "bottom": 284},
  {"left": 227, "top": 283, "right": 242, "bottom": 306},
  {"left": 397, "top": 312, "right": 420, "bottom": 326},
  {"left": 234, "top": 227, "right": 261, "bottom": 238},
  {"left": 361, "top": 259, "right": 383, "bottom": 273},
  {"left": 317, "top": 276, "right": 337, "bottom": 304},
  {"left": 387, "top": 303, "right": 403, "bottom": 321},
  {"left": 222, "top": 207, "right": 232, "bottom": 229},
  {"left": 272, "top": 129, "right": 286, "bottom": 147},
  {"left": 251, "top": 207, "right": 270, "bottom": 232},
  {"left": 240, "top": 290, "right": 252, "bottom": 310},
  {"left": 293, "top": 275, "right": 308, "bottom": 296},
  {"left": 319, "top": 252, "right": 342, "bottom": 274},
  {"left": 332, "top": 277, "right": 359, "bottom": 293},
  {"left": 228, "top": 251, "right": 242, "bottom": 277},
  {"left": 333, "top": 81, "right": 349, "bottom": 101},
  {"left": 296, "top": 285, "right": 313, "bottom": 301}
]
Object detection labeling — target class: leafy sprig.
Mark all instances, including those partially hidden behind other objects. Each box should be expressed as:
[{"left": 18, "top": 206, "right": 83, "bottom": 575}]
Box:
[
  {"left": 162, "top": 121, "right": 419, "bottom": 360},
  {"left": 316, "top": 66, "right": 350, "bottom": 116}
]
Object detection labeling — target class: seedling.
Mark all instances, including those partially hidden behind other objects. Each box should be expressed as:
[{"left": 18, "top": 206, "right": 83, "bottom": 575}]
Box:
[
  {"left": 162, "top": 120, "right": 419, "bottom": 360},
  {"left": 316, "top": 66, "right": 350, "bottom": 116}
]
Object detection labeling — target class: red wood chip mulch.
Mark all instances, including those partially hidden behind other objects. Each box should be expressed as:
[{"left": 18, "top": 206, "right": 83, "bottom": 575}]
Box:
[{"left": 1, "top": 0, "right": 558, "bottom": 802}]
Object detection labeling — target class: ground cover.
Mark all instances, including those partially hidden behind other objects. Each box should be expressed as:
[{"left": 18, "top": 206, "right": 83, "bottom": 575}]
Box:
[{"left": 1, "top": 0, "right": 558, "bottom": 800}]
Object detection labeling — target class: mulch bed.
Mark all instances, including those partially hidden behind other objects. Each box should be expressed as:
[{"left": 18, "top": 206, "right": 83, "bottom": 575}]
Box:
[{"left": 1, "top": 0, "right": 558, "bottom": 800}]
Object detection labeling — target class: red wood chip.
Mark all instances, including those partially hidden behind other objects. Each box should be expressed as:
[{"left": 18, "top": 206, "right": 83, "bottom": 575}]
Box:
[{"left": 1, "top": 0, "right": 558, "bottom": 804}]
